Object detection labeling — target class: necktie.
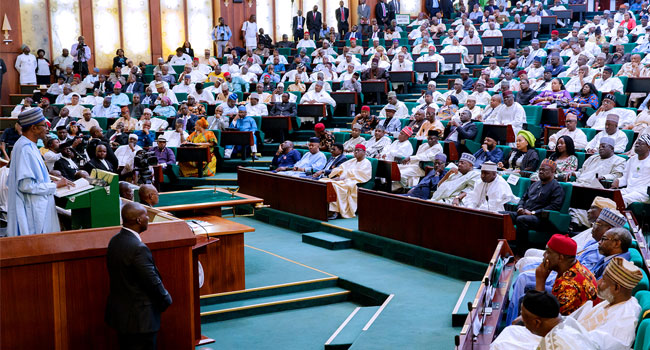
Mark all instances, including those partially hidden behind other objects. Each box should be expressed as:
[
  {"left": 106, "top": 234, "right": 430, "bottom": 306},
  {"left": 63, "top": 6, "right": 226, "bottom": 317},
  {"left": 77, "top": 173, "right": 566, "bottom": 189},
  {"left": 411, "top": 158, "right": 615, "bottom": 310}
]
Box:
[
  {"left": 341, "top": 8, "right": 345, "bottom": 22},
  {"left": 314, "top": 13, "right": 316, "bottom": 20},
  {"left": 383, "top": 4, "right": 386, "bottom": 16}
]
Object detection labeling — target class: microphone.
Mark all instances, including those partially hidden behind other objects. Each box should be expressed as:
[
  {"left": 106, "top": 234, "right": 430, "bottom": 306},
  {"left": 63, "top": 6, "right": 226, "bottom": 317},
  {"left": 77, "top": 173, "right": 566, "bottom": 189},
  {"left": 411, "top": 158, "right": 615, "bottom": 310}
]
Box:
[{"left": 485, "top": 195, "right": 489, "bottom": 211}]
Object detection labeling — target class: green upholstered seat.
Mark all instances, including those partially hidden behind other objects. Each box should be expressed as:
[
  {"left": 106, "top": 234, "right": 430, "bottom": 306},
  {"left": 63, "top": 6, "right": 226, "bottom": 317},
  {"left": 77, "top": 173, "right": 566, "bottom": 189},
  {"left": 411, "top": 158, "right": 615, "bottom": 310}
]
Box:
[
  {"left": 358, "top": 157, "right": 378, "bottom": 190},
  {"left": 631, "top": 248, "right": 644, "bottom": 269},
  {"left": 523, "top": 105, "right": 543, "bottom": 139},
  {"left": 635, "top": 319, "right": 650, "bottom": 350}
]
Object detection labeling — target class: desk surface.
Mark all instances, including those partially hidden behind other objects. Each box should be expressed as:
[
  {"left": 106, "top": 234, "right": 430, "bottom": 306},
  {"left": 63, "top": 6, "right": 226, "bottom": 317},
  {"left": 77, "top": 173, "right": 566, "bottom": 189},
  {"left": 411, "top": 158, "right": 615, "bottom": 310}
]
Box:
[
  {"left": 185, "top": 215, "right": 256, "bottom": 237},
  {"left": 155, "top": 188, "right": 264, "bottom": 211}
]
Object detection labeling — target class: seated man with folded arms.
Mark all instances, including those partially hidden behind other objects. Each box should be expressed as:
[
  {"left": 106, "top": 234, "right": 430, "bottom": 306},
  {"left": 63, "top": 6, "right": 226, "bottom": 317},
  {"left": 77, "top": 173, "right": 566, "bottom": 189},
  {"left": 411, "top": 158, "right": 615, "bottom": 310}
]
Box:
[
  {"left": 321, "top": 144, "right": 372, "bottom": 220},
  {"left": 277, "top": 137, "right": 326, "bottom": 177},
  {"left": 472, "top": 132, "right": 503, "bottom": 169},
  {"left": 397, "top": 130, "right": 442, "bottom": 189},
  {"left": 403, "top": 153, "right": 448, "bottom": 200},
  {"left": 492, "top": 290, "right": 599, "bottom": 350},
  {"left": 272, "top": 141, "right": 301, "bottom": 172},
  {"left": 462, "top": 161, "right": 516, "bottom": 212},
  {"left": 379, "top": 127, "right": 414, "bottom": 161},
  {"left": 430, "top": 153, "right": 480, "bottom": 205},
  {"left": 505, "top": 208, "right": 628, "bottom": 325},
  {"left": 363, "top": 125, "right": 392, "bottom": 158},
  {"left": 612, "top": 135, "right": 650, "bottom": 205},
  {"left": 506, "top": 159, "right": 565, "bottom": 254}
]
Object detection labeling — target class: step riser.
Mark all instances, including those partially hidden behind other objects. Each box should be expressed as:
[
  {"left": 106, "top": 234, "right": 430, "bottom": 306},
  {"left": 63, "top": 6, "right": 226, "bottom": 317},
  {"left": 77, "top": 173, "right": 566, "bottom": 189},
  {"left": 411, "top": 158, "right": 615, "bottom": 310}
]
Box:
[
  {"left": 200, "top": 278, "right": 339, "bottom": 306},
  {"left": 201, "top": 292, "right": 350, "bottom": 322},
  {"left": 302, "top": 235, "right": 352, "bottom": 250}
]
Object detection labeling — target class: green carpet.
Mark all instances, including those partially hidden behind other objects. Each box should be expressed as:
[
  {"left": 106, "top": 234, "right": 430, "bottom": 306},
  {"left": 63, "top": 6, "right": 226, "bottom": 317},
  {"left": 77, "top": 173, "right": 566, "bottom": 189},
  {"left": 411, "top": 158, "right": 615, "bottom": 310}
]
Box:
[
  {"left": 155, "top": 189, "right": 245, "bottom": 207},
  {"left": 199, "top": 217, "right": 467, "bottom": 349}
]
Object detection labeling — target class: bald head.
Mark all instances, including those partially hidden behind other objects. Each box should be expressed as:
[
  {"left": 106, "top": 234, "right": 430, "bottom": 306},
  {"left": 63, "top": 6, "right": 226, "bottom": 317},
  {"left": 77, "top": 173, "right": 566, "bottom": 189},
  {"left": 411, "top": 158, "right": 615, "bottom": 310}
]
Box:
[
  {"left": 121, "top": 202, "right": 148, "bottom": 233},
  {"left": 139, "top": 184, "right": 159, "bottom": 206},
  {"left": 119, "top": 181, "right": 134, "bottom": 200}
]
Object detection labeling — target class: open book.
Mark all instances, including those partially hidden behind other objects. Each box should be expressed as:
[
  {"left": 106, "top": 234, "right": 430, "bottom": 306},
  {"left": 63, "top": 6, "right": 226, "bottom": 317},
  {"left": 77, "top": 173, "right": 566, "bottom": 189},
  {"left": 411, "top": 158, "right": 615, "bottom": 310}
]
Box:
[{"left": 56, "top": 178, "right": 95, "bottom": 197}]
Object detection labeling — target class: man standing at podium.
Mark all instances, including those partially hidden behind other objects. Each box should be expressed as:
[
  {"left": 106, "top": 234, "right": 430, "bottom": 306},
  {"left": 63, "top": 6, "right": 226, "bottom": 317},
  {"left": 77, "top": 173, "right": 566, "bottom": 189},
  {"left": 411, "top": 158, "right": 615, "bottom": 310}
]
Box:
[
  {"left": 106, "top": 202, "right": 172, "bottom": 350},
  {"left": 7, "top": 108, "right": 72, "bottom": 236}
]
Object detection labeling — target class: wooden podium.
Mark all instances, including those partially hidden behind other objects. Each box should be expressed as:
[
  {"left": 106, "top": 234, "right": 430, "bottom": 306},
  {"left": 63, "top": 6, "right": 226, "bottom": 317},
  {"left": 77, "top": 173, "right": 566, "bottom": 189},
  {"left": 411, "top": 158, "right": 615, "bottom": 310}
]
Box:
[{"left": 0, "top": 218, "right": 198, "bottom": 349}]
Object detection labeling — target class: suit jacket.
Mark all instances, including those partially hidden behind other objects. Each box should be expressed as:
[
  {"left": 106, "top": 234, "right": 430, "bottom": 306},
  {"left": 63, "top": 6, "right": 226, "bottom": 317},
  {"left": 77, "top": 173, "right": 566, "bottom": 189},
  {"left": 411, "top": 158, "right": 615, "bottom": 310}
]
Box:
[
  {"left": 389, "top": 0, "right": 401, "bottom": 20},
  {"left": 345, "top": 31, "right": 363, "bottom": 40},
  {"left": 335, "top": 7, "right": 350, "bottom": 24},
  {"left": 53, "top": 157, "right": 79, "bottom": 180},
  {"left": 105, "top": 229, "right": 172, "bottom": 334},
  {"left": 93, "top": 80, "right": 114, "bottom": 94},
  {"left": 323, "top": 154, "right": 348, "bottom": 176},
  {"left": 87, "top": 138, "right": 119, "bottom": 170},
  {"left": 375, "top": 2, "right": 390, "bottom": 24},
  {"left": 172, "top": 114, "right": 198, "bottom": 133},
  {"left": 357, "top": 3, "right": 371, "bottom": 23},
  {"left": 306, "top": 11, "right": 322, "bottom": 31},
  {"left": 269, "top": 102, "right": 297, "bottom": 117},
  {"left": 443, "top": 121, "right": 478, "bottom": 148},
  {"left": 292, "top": 16, "right": 306, "bottom": 33},
  {"left": 361, "top": 68, "right": 388, "bottom": 80},
  {"left": 124, "top": 82, "right": 144, "bottom": 95},
  {"left": 84, "top": 157, "right": 115, "bottom": 173}
]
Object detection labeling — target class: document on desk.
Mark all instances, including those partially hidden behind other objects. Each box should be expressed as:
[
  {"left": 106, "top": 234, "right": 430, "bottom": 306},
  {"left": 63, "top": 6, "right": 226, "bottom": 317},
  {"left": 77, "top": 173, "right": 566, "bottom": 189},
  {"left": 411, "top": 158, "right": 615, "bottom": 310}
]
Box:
[{"left": 55, "top": 178, "right": 94, "bottom": 197}]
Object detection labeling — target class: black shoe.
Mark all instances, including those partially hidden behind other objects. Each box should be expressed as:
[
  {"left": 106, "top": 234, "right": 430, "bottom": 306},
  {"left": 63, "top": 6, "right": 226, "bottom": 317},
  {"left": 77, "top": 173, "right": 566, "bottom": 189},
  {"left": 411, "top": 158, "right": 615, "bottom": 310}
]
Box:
[{"left": 328, "top": 213, "right": 339, "bottom": 220}]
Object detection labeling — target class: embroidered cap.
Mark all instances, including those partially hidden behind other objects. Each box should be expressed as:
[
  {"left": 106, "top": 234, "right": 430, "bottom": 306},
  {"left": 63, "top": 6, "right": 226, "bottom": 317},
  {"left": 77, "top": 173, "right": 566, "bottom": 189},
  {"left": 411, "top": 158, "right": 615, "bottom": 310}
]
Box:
[
  {"left": 18, "top": 107, "right": 46, "bottom": 127},
  {"left": 459, "top": 152, "right": 476, "bottom": 164},
  {"left": 481, "top": 161, "right": 498, "bottom": 172},
  {"left": 604, "top": 257, "right": 643, "bottom": 290},
  {"left": 597, "top": 207, "right": 626, "bottom": 227}
]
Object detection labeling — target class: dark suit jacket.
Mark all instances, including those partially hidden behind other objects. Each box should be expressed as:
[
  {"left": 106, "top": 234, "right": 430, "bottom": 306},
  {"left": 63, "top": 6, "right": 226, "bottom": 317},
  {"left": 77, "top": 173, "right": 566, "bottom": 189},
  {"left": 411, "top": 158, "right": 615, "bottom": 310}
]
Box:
[
  {"left": 443, "top": 121, "right": 478, "bottom": 149},
  {"left": 269, "top": 102, "right": 297, "bottom": 117},
  {"left": 335, "top": 7, "right": 350, "bottom": 24},
  {"left": 375, "top": 2, "right": 390, "bottom": 24},
  {"left": 93, "top": 80, "right": 114, "bottom": 94},
  {"left": 105, "top": 229, "right": 172, "bottom": 334},
  {"left": 172, "top": 114, "right": 198, "bottom": 133},
  {"left": 323, "top": 154, "right": 348, "bottom": 176},
  {"left": 361, "top": 68, "right": 388, "bottom": 80},
  {"left": 345, "top": 31, "right": 363, "bottom": 40},
  {"left": 292, "top": 16, "right": 306, "bottom": 34},
  {"left": 306, "top": 11, "right": 322, "bottom": 31},
  {"left": 84, "top": 157, "right": 115, "bottom": 173},
  {"left": 106, "top": 130, "right": 129, "bottom": 146},
  {"left": 54, "top": 157, "right": 79, "bottom": 180},
  {"left": 124, "top": 82, "right": 144, "bottom": 95},
  {"left": 87, "top": 138, "right": 119, "bottom": 170}
]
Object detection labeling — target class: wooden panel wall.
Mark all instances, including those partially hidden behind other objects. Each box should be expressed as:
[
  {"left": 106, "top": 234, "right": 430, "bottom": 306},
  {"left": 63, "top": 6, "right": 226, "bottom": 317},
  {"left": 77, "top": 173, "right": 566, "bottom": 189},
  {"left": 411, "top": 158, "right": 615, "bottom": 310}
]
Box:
[
  {"left": 220, "top": 0, "right": 257, "bottom": 49},
  {"left": 0, "top": 0, "right": 23, "bottom": 105}
]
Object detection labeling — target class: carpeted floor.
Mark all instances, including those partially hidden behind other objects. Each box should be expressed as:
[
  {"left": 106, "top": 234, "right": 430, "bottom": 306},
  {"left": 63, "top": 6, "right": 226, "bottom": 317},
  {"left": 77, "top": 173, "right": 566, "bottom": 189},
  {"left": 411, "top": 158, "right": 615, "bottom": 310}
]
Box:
[{"left": 199, "top": 217, "right": 466, "bottom": 349}]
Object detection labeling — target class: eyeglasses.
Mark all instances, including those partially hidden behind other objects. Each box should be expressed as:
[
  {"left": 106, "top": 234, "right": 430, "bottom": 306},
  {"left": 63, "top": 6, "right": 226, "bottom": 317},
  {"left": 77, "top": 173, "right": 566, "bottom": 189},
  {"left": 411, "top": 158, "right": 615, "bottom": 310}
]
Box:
[{"left": 600, "top": 236, "right": 619, "bottom": 242}]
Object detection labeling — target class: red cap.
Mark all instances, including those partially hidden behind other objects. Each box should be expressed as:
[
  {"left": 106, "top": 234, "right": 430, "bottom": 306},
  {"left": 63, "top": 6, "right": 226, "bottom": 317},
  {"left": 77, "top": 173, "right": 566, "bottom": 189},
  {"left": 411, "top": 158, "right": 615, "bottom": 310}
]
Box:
[
  {"left": 247, "top": 57, "right": 253, "bottom": 62},
  {"left": 355, "top": 144, "right": 366, "bottom": 151},
  {"left": 223, "top": 72, "right": 231, "bottom": 77},
  {"left": 401, "top": 126, "right": 413, "bottom": 137},
  {"left": 547, "top": 234, "right": 577, "bottom": 256},
  {"left": 361, "top": 105, "right": 370, "bottom": 111},
  {"left": 551, "top": 30, "right": 559, "bottom": 35},
  {"left": 314, "top": 123, "right": 325, "bottom": 132},
  {"left": 73, "top": 74, "right": 81, "bottom": 78},
  {"left": 193, "top": 57, "right": 199, "bottom": 61}
]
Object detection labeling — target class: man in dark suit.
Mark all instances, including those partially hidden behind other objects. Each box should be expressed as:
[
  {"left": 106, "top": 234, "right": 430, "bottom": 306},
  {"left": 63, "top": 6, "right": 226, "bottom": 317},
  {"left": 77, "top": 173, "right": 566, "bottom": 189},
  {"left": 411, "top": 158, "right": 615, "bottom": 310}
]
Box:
[
  {"left": 292, "top": 10, "right": 306, "bottom": 42},
  {"left": 443, "top": 109, "right": 478, "bottom": 154},
  {"left": 54, "top": 143, "right": 81, "bottom": 180},
  {"left": 335, "top": 1, "right": 350, "bottom": 37},
  {"left": 389, "top": 0, "right": 401, "bottom": 21},
  {"left": 313, "top": 143, "right": 347, "bottom": 178},
  {"left": 84, "top": 144, "right": 115, "bottom": 173},
  {"left": 344, "top": 26, "right": 363, "bottom": 41},
  {"left": 174, "top": 104, "right": 198, "bottom": 133},
  {"left": 306, "top": 6, "right": 322, "bottom": 41},
  {"left": 357, "top": 0, "right": 371, "bottom": 34},
  {"left": 87, "top": 126, "right": 119, "bottom": 170},
  {"left": 375, "top": 0, "right": 390, "bottom": 29},
  {"left": 93, "top": 75, "right": 114, "bottom": 95},
  {"left": 425, "top": 0, "right": 441, "bottom": 17},
  {"left": 105, "top": 202, "right": 172, "bottom": 350},
  {"left": 123, "top": 76, "right": 144, "bottom": 96}
]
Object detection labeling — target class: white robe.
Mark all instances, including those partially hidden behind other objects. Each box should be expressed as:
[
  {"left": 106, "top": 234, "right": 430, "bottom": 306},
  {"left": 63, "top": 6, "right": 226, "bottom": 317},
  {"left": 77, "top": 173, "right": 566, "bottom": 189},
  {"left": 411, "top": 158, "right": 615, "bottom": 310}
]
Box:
[
  {"left": 430, "top": 170, "right": 480, "bottom": 203},
  {"left": 570, "top": 298, "right": 641, "bottom": 350},
  {"left": 484, "top": 102, "right": 526, "bottom": 135},
  {"left": 320, "top": 158, "right": 372, "bottom": 218},
  {"left": 7, "top": 136, "right": 60, "bottom": 235},
  {"left": 463, "top": 175, "right": 516, "bottom": 212},
  {"left": 300, "top": 90, "right": 336, "bottom": 107},
  {"left": 491, "top": 317, "right": 598, "bottom": 350},
  {"left": 379, "top": 102, "right": 410, "bottom": 119},
  {"left": 397, "top": 142, "right": 442, "bottom": 187},
  {"left": 15, "top": 53, "right": 37, "bottom": 85},
  {"left": 585, "top": 129, "right": 629, "bottom": 153},
  {"left": 575, "top": 154, "right": 625, "bottom": 186},
  {"left": 548, "top": 128, "right": 589, "bottom": 150},
  {"left": 619, "top": 155, "right": 650, "bottom": 205},
  {"left": 364, "top": 136, "right": 392, "bottom": 158},
  {"left": 380, "top": 140, "right": 413, "bottom": 161},
  {"left": 594, "top": 77, "right": 624, "bottom": 94},
  {"left": 587, "top": 108, "right": 637, "bottom": 130}
]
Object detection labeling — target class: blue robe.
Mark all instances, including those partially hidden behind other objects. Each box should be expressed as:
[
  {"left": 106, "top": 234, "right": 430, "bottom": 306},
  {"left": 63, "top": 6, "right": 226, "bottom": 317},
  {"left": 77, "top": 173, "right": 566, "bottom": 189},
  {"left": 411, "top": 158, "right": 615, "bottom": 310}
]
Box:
[
  {"left": 504, "top": 239, "right": 602, "bottom": 325},
  {"left": 278, "top": 151, "right": 327, "bottom": 176},
  {"left": 7, "top": 136, "right": 60, "bottom": 235},
  {"left": 227, "top": 116, "right": 258, "bottom": 154}
]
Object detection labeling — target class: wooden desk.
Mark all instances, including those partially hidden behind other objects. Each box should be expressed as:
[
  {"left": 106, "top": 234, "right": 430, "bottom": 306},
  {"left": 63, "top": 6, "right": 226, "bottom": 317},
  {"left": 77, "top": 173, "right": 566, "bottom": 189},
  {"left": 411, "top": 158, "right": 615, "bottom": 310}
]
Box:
[
  {"left": 331, "top": 91, "right": 359, "bottom": 117},
  {"left": 0, "top": 220, "right": 196, "bottom": 350},
  {"left": 414, "top": 62, "right": 439, "bottom": 73},
  {"left": 570, "top": 185, "right": 626, "bottom": 212},
  {"left": 357, "top": 188, "right": 516, "bottom": 263},
  {"left": 155, "top": 188, "right": 264, "bottom": 216},
  {"left": 297, "top": 103, "right": 327, "bottom": 125},
  {"left": 390, "top": 71, "right": 415, "bottom": 83},
  {"left": 457, "top": 240, "right": 515, "bottom": 350},
  {"left": 376, "top": 160, "right": 401, "bottom": 192},
  {"left": 481, "top": 124, "right": 515, "bottom": 144},
  {"left": 237, "top": 167, "right": 337, "bottom": 221}
]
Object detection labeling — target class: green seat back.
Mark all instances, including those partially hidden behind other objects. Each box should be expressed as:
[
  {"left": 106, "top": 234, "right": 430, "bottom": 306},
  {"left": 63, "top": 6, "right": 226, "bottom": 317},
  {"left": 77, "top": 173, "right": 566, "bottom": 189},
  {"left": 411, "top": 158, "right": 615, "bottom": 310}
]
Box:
[
  {"left": 558, "top": 182, "right": 572, "bottom": 213},
  {"left": 400, "top": 119, "right": 411, "bottom": 129},
  {"left": 622, "top": 129, "right": 636, "bottom": 152},
  {"left": 535, "top": 148, "right": 547, "bottom": 169},
  {"left": 579, "top": 128, "right": 598, "bottom": 141},
  {"left": 634, "top": 269, "right": 650, "bottom": 296},
  {"left": 631, "top": 248, "right": 644, "bottom": 269},
  {"left": 408, "top": 138, "right": 418, "bottom": 154},
  {"left": 502, "top": 174, "right": 532, "bottom": 198},
  {"left": 575, "top": 151, "right": 586, "bottom": 169},
  {"left": 609, "top": 64, "right": 623, "bottom": 76},
  {"left": 635, "top": 290, "right": 650, "bottom": 321},
  {"left": 175, "top": 92, "right": 188, "bottom": 103},
  {"left": 144, "top": 65, "right": 155, "bottom": 75},
  {"left": 358, "top": 157, "right": 378, "bottom": 189},
  {"left": 473, "top": 122, "right": 484, "bottom": 143},
  {"left": 333, "top": 131, "right": 349, "bottom": 144},
  {"left": 278, "top": 48, "right": 292, "bottom": 56},
  {"left": 171, "top": 65, "right": 185, "bottom": 74},
  {"left": 634, "top": 319, "right": 650, "bottom": 350}
]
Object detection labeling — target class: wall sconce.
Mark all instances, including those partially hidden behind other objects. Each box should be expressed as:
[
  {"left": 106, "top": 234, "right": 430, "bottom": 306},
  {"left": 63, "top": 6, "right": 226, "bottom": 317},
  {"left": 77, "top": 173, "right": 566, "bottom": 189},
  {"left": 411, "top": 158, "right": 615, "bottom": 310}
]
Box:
[
  {"left": 2, "top": 14, "right": 12, "bottom": 45},
  {"left": 247, "top": 0, "right": 252, "bottom": 7},
  {"left": 224, "top": 0, "right": 229, "bottom": 6}
]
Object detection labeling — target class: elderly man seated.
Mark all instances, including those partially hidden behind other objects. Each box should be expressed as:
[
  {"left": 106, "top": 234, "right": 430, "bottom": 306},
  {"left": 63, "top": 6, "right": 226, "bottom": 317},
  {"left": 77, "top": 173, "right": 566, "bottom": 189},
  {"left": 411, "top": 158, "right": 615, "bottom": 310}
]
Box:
[
  {"left": 462, "top": 161, "right": 516, "bottom": 212},
  {"left": 430, "top": 153, "right": 480, "bottom": 205},
  {"left": 612, "top": 135, "right": 650, "bottom": 205},
  {"left": 321, "top": 144, "right": 372, "bottom": 220},
  {"left": 363, "top": 125, "right": 392, "bottom": 158},
  {"left": 573, "top": 137, "right": 625, "bottom": 188},
  {"left": 277, "top": 137, "right": 326, "bottom": 177},
  {"left": 505, "top": 207, "right": 628, "bottom": 326},
  {"left": 114, "top": 134, "right": 142, "bottom": 174},
  {"left": 585, "top": 114, "right": 629, "bottom": 153},
  {"left": 403, "top": 154, "right": 448, "bottom": 200},
  {"left": 379, "top": 127, "right": 414, "bottom": 162},
  {"left": 343, "top": 124, "right": 366, "bottom": 155},
  {"left": 586, "top": 95, "right": 636, "bottom": 130},
  {"left": 396, "top": 130, "right": 442, "bottom": 189},
  {"left": 547, "top": 115, "right": 588, "bottom": 150}
]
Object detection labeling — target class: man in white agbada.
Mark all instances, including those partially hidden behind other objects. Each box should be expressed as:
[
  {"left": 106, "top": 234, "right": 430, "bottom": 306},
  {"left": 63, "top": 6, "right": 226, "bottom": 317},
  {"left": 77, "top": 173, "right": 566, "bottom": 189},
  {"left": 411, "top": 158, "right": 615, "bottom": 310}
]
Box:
[
  {"left": 430, "top": 153, "right": 480, "bottom": 204},
  {"left": 379, "top": 91, "right": 409, "bottom": 118},
  {"left": 15, "top": 45, "right": 37, "bottom": 85},
  {"left": 568, "top": 256, "right": 643, "bottom": 350},
  {"left": 440, "top": 37, "right": 467, "bottom": 73},
  {"left": 483, "top": 91, "right": 526, "bottom": 135},
  {"left": 415, "top": 45, "right": 445, "bottom": 82},
  {"left": 463, "top": 161, "right": 516, "bottom": 212},
  {"left": 586, "top": 95, "right": 637, "bottom": 130},
  {"left": 612, "top": 135, "right": 650, "bottom": 205},
  {"left": 397, "top": 130, "right": 442, "bottom": 189},
  {"left": 585, "top": 114, "right": 630, "bottom": 153},
  {"left": 379, "top": 127, "right": 414, "bottom": 162},
  {"left": 321, "top": 144, "right": 372, "bottom": 220},
  {"left": 460, "top": 29, "right": 483, "bottom": 64},
  {"left": 363, "top": 126, "right": 392, "bottom": 158},
  {"left": 114, "top": 134, "right": 143, "bottom": 169},
  {"left": 8, "top": 108, "right": 73, "bottom": 236},
  {"left": 593, "top": 66, "right": 624, "bottom": 93},
  {"left": 573, "top": 137, "right": 625, "bottom": 187},
  {"left": 245, "top": 93, "right": 268, "bottom": 116},
  {"left": 343, "top": 124, "right": 366, "bottom": 155},
  {"left": 491, "top": 290, "right": 599, "bottom": 350},
  {"left": 300, "top": 81, "right": 337, "bottom": 115},
  {"left": 547, "top": 115, "right": 588, "bottom": 150}
]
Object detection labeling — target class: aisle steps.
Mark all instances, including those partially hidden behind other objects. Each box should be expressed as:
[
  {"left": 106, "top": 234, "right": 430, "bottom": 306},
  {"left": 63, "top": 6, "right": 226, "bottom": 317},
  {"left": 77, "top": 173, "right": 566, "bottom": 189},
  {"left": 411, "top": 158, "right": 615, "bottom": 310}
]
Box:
[{"left": 303, "top": 231, "right": 352, "bottom": 250}]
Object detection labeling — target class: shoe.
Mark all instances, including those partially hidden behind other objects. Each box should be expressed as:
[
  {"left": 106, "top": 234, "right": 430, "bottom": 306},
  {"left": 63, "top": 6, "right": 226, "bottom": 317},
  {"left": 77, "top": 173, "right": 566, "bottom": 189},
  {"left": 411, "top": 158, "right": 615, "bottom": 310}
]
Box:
[
  {"left": 328, "top": 213, "right": 339, "bottom": 220},
  {"left": 252, "top": 154, "right": 260, "bottom": 160}
]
